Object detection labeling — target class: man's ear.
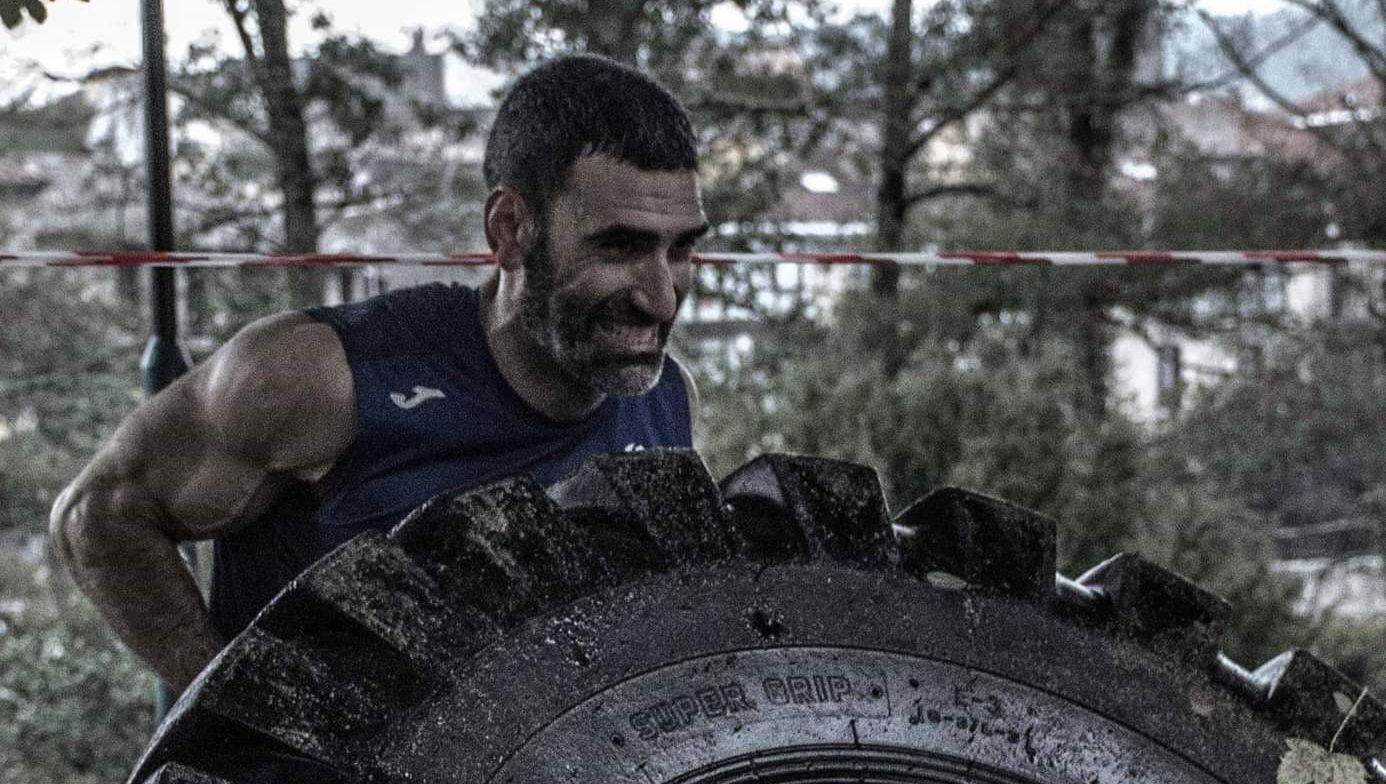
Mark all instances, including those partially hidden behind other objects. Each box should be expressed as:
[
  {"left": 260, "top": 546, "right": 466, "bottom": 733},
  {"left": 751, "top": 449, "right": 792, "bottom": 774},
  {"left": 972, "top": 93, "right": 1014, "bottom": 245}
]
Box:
[{"left": 484, "top": 187, "right": 534, "bottom": 273}]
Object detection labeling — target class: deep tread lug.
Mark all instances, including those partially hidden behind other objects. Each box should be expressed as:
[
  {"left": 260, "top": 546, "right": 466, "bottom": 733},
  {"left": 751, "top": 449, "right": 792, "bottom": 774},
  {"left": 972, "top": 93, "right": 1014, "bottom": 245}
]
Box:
[
  {"left": 719, "top": 453, "right": 894, "bottom": 566},
  {"left": 391, "top": 476, "right": 617, "bottom": 623},
  {"left": 197, "top": 625, "right": 427, "bottom": 774},
  {"left": 549, "top": 449, "right": 734, "bottom": 562},
  {"left": 138, "top": 762, "right": 230, "bottom": 784},
  {"left": 135, "top": 755, "right": 346, "bottom": 784},
  {"left": 893, "top": 487, "right": 1056, "bottom": 602},
  {"left": 256, "top": 533, "right": 482, "bottom": 673},
  {"left": 132, "top": 696, "right": 355, "bottom": 784},
  {"left": 1253, "top": 650, "right": 1386, "bottom": 757},
  {"left": 1077, "top": 553, "right": 1230, "bottom": 660}
]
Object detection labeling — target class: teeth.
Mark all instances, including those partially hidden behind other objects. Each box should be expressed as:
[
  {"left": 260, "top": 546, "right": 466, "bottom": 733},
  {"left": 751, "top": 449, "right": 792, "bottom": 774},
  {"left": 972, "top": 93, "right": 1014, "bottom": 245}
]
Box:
[{"left": 595, "top": 322, "right": 658, "bottom": 350}]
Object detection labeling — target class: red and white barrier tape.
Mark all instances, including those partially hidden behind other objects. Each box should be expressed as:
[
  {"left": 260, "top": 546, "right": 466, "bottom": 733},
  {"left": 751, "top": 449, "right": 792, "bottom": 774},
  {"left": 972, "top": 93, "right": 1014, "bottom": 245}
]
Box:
[{"left": 0, "top": 249, "right": 1382, "bottom": 268}]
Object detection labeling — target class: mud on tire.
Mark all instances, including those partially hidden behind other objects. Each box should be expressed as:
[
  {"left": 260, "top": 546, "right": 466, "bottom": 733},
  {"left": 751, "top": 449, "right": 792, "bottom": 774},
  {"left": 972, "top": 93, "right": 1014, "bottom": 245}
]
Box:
[{"left": 131, "top": 450, "right": 1386, "bottom": 783}]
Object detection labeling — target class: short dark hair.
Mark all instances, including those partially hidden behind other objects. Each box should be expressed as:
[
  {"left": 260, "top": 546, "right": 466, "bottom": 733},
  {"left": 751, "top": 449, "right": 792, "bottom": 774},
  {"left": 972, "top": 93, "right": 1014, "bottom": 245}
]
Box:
[{"left": 483, "top": 55, "right": 699, "bottom": 216}]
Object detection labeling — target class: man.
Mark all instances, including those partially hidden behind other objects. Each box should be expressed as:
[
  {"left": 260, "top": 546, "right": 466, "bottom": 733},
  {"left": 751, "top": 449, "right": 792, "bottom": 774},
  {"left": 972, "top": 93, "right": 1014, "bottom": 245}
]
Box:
[{"left": 49, "top": 54, "right": 709, "bottom": 694}]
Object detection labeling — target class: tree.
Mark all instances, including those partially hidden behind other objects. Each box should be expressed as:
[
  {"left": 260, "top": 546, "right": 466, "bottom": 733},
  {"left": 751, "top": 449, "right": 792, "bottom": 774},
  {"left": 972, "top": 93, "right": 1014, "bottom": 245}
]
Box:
[
  {"left": 1198, "top": 0, "right": 1386, "bottom": 244},
  {"left": 184, "top": 2, "right": 408, "bottom": 306},
  {"left": 869, "top": 0, "right": 1074, "bottom": 295},
  {"left": 0, "top": 266, "right": 152, "bottom": 782},
  {"left": 1169, "top": 322, "right": 1386, "bottom": 533},
  {"left": 220, "top": 0, "right": 317, "bottom": 267},
  {"left": 1182, "top": 0, "right": 1386, "bottom": 551},
  {"left": 0, "top": 269, "right": 140, "bottom": 536},
  {"left": 1148, "top": 138, "right": 1331, "bottom": 251}
]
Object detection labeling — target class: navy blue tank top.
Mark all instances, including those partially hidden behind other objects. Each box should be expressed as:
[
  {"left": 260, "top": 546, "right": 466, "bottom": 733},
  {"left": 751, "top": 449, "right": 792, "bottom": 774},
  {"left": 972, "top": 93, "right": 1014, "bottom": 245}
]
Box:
[{"left": 208, "top": 283, "right": 691, "bottom": 640}]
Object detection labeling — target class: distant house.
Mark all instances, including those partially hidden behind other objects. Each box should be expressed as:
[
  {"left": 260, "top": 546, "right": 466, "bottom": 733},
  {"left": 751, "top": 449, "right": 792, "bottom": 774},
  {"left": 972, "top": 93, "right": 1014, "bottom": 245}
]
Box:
[
  {"left": 1108, "top": 87, "right": 1370, "bottom": 423},
  {"left": 1294, "top": 75, "right": 1384, "bottom": 130},
  {"left": 1108, "top": 83, "right": 1384, "bottom": 577}
]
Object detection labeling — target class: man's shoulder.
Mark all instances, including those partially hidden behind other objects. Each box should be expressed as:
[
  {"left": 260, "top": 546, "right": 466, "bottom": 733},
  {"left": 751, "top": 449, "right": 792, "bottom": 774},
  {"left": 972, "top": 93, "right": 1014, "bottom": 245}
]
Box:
[
  {"left": 309, "top": 283, "right": 477, "bottom": 323},
  {"left": 307, "top": 283, "right": 480, "bottom": 354},
  {"left": 223, "top": 311, "right": 346, "bottom": 376},
  {"left": 202, "top": 312, "right": 354, "bottom": 442}
]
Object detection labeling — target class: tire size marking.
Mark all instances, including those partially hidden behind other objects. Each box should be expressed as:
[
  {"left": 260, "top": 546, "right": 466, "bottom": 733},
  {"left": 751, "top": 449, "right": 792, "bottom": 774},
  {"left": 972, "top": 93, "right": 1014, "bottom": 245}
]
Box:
[
  {"left": 910, "top": 704, "right": 1028, "bottom": 748},
  {"left": 628, "top": 673, "right": 880, "bottom": 741}
]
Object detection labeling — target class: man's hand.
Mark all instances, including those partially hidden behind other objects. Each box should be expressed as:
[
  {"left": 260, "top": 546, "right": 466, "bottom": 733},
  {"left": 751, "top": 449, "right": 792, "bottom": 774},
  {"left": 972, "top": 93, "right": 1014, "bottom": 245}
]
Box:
[{"left": 49, "top": 313, "right": 354, "bottom": 693}]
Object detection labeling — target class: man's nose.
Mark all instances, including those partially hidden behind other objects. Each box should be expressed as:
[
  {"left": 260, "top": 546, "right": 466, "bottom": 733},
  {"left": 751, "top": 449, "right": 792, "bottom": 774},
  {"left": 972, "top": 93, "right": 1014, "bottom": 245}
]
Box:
[{"left": 630, "top": 251, "right": 685, "bottom": 323}]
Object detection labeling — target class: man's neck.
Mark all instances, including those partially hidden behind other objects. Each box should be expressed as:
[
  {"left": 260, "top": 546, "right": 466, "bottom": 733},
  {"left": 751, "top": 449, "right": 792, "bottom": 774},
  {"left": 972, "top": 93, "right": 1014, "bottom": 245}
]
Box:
[{"left": 479, "top": 276, "right": 606, "bottom": 422}]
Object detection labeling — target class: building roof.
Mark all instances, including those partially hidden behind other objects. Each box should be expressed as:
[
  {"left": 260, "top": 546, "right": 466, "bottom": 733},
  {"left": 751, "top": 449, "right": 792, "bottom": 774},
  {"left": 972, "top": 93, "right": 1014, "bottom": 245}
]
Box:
[
  {"left": 1160, "top": 92, "right": 1309, "bottom": 158},
  {"left": 0, "top": 92, "right": 95, "bottom": 153},
  {"left": 1297, "top": 75, "right": 1384, "bottom": 114}
]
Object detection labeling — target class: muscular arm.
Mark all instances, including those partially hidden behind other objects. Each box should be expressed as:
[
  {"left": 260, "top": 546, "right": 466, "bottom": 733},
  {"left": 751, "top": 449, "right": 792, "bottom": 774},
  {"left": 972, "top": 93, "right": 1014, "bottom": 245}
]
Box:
[{"left": 49, "top": 313, "right": 354, "bottom": 693}]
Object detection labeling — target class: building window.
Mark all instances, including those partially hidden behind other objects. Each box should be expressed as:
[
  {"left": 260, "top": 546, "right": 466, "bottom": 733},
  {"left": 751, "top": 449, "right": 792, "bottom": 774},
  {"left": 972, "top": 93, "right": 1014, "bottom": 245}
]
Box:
[
  {"left": 1238, "top": 343, "right": 1265, "bottom": 375},
  {"left": 1156, "top": 344, "right": 1182, "bottom": 410},
  {"left": 1262, "top": 269, "right": 1286, "bottom": 313},
  {"left": 1239, "top": 268, "right": 1287, "bottom": 317},
  {"left": 799, "top": 171, "right": 840, "bottom": 194},
  {"left": 1330, "top": 266, "right": 1351, "bottom": 320}
]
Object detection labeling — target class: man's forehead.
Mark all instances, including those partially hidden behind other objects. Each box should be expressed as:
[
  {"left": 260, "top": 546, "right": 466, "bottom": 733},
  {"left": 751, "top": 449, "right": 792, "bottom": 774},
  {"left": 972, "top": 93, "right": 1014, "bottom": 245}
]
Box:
[{"left": 561, "top": 155, "right": 704, "bottom": 227}]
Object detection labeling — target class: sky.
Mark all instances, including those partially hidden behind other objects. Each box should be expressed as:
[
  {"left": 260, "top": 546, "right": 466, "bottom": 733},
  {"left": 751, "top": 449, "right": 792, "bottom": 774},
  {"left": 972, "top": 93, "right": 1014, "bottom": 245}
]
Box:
[{"left": 0, "top": 0, "right": 1286, "bottom": 104}]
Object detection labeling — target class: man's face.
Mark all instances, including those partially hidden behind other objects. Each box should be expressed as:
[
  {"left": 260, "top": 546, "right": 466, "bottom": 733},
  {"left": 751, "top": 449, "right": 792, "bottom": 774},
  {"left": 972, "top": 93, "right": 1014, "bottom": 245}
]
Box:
[{"left": 519, "top": 155, "right": 707, "bottom": 396}]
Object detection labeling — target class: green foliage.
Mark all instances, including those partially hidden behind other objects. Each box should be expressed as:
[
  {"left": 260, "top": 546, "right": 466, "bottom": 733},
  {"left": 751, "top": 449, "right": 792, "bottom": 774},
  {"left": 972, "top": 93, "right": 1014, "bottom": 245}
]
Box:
[
  {"left": 0, "top": 270, "right": 141, "bottom": 535},
  {"left": 0, "top": 551, "right": 154, "bottom": 783},
  {"left": 0, "top": 0, "right": 84, "bottom": 29},
  {"left": 1170, "top": 321, "right": 1386, "bottom": 530},
  {"left": 1149, "top": 141, "right": 1332, "bottom": 250},
  {"left": 1312, "top": 618, "right": 1386, "bottom": 695},
  {"left": 173, "top": 26, "right": 458, "bottom": 251},
  {"left": 461, "top": 0, "right": 830, "bottom": 73}
]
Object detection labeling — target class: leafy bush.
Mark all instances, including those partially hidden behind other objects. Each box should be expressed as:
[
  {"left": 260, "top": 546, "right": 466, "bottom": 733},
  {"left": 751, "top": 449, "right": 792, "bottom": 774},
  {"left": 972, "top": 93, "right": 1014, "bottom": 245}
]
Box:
[{"left": 0, "top": 549, "right": 153, "bottom": 784}]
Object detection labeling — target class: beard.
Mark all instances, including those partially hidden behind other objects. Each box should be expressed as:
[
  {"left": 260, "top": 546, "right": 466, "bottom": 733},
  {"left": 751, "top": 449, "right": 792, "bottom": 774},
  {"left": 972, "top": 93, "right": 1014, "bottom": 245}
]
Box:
[{"left": 518, "top": 226, "right": 671, "bottom": 397}]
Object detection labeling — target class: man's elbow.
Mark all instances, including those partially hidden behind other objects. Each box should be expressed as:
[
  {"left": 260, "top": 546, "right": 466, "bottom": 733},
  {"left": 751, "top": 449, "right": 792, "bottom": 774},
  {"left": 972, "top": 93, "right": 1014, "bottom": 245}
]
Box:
[
  {"left": 48, "top": 482, "right": 84, "bottom": 573},
  {"left": 48, "top": 479, "right": 151, "bottom": 584}
]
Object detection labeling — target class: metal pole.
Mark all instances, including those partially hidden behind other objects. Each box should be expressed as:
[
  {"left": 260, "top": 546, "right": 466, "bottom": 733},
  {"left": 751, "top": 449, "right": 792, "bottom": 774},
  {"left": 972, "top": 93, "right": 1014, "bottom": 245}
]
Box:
[{"left": 139, "top": 0, "right": 192, "bottom": 723}]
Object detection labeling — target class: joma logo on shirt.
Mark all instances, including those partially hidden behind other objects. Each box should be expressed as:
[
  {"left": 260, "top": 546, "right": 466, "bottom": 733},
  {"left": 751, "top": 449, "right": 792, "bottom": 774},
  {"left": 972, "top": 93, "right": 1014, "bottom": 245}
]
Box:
[{"left": 390, "top": 386, "right": 446, "bottom": 410}]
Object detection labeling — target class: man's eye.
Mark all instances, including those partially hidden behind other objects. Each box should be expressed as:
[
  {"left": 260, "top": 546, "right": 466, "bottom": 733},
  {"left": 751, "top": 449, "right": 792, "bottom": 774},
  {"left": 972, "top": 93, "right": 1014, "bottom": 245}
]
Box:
[{"left": 601, "top": 237, "right": 650, "bottom": 255}]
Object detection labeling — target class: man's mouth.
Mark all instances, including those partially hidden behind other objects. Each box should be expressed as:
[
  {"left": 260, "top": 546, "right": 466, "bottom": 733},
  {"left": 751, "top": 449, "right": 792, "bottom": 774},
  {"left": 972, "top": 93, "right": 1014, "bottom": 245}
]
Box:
[{"left": 591, "top": 320, "right": 663, "bottom": 354}]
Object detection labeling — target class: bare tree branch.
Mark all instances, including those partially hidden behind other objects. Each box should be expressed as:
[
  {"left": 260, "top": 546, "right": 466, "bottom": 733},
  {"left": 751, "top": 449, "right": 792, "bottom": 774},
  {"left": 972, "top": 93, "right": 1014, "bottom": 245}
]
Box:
[
  {"left": 1185, "top": 12, "right": 1323, "bottom": 94},
  {"left": 685, "top": 94, "right": 811, "bottom": 114},
  {"left": 972, "top": 79, "right": 1204, "bottom": 118},
  {"left": 222, "top": 0, "right": 268, "bottom": 91},
  {"left": 1196, "top": 8, "right": 1367, "bottom": 162},
  {"left": 1283, "top": 0, "right": 1386, "bottom": 84},
  {"left": 165, "top": 79, "right": 272, "bottom": 147},
  {"left": 904, "top": 0, "right": 1075, "bottom": 159},
  {"left": 902, "top": 181, "right": 999, "bottom": 208},
  {"left": 904, "top": 64, "right": 1017, "bottom": 159},
  {"left": 181, "top": 203, "right": 278, "bottom": 238}
]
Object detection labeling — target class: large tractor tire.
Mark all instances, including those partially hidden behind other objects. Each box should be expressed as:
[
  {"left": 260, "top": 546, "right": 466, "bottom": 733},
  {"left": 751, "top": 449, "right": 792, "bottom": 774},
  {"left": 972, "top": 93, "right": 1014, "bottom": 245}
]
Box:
[{"left": 129, "top": 451, "right": 1386, "bottom": 783}]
